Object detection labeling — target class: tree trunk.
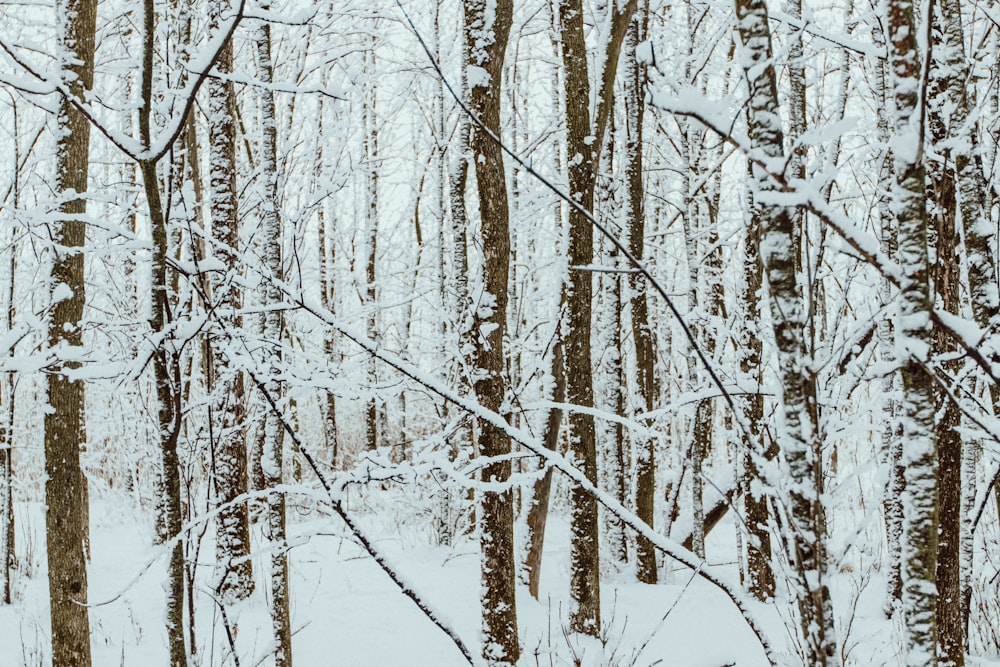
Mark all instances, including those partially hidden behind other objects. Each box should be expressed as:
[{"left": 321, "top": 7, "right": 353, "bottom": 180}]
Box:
[
  {"left": 208, "top": 3, "right": 253, "bottom": 601},
  {"left": 732, "top": 0, "right": 837, "bottom": 661},
  {"left": 887, "top": 0, "right": 939, "bottom": 663},
  {"left": 740, "top": 172, "right": 774, "bottom": 600},
  {"left": 364, "top": 41, "right": 380, "bottom": 454},
  {"left": 557, "top": 0, "right": 634, "bottom": 635},
  {"left": 559, "top": 0, "right": 601, "bottom": 633},
  {"left": 466, "top": 0, "right": 519, "bottom": 661},
  {"left": 138, "top": 0, "right": 188, "bottom": 662},
  {"left": 1, "top": 106, "right": 18, "bottom": 606},
  {"left": 522, "top": 326, "right": 565, "bottom": 599},
  {"left": 927, "top": 5, "right": 964, "bottom": 660},
  {"left": 625, "top": 9, "right": 658, "bottom": 585},
  {"left": 255, "top": 11, "right": 292, "bottom": 665},
  {"left": 45, "top": 1, "right": 97, "bottom": 664}
]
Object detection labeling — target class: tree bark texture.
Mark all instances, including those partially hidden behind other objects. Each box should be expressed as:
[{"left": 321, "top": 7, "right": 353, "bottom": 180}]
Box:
[
  {"left": 255, "top": 10, "right": 293, "bottom": 665},
  {"left": 733, "top": 0, "right": 838, "bottom": 662},
  {"left": 558, "top": 0, "right": 601, "bottom": 634},
  {"left": 466, "top": 0, "right": 519, "bottom": 662},
  {"left": 139, "top": 0, "right": 187, "bottom": 662},
  {"left": 523, "top": 327, "right": 565, "bottom": 600},
  {"left": 927, "top": 6, "right": 965, "bottom": 660},
  {"left": 887, "top": 0, "right": 940, "bottom": 663},
  {"left": 740, "top": 187, "right": 774, "bottom": 600},
  {"left": 625, "top": 9, "right": 659, "bottom": 586},
  {"left": 208, "top": 10, "right": 253, "bottom": 601},
  {"left": 45, "top": 1, "right": 97, "bottom": 664}
]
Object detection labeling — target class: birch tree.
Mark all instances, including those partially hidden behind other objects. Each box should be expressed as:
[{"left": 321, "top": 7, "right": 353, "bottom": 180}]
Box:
[
  {"left": 208, "top": 0, "right": 253, "bottom": 601},
  {"left": 733, "top": 0, "right": 838, "bottom": 660},
  {"left": 887, "top": 0, "right": 939, "bottom": 663},
  {"left": 255, "top": 8, "right": 292, "bottom": 664}
]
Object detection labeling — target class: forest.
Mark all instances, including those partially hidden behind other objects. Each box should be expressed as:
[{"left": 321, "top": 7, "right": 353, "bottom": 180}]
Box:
[{"left": 0, "top": 0, "right": 999, "bottom": 665}]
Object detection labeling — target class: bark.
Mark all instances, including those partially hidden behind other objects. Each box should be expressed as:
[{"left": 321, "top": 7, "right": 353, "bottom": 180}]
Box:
[
  {"left": 523, "top": 326, "right": 565, "bottom": 599},
  {"left": 45, "top": 1, "right": 97, "bottom": 664},
  {"left": 607, "top": 257, "right": 628, "bottom": 566},
  {"left": 521, "top": 16, "right": 566, "bottom": 591},
  {"left": 559, "top": 0, "right": 601, "bottom": 633},
  {"left": 625, "top": 10, "right": 658, "bottom": 585},
  {"left": 887, "top": 0, "right": 939, "bottom": 663},
  {"left": 596, "top": 128, "right": 627, "bottom": 568},
  {"left": 558, "top": 0, "right": 635, "bottom": 635},
  {"left": 208, "top": 4, "right": 253, "bottom": 601},
  {"left": 733, "top": 0, "right": 837, "bottom": 661},
  {"left": 364, "top": 42, "right": 380, "bottom": 453},
  {"left": 1, "top": 109, "right": 17, "bottom": 605},
  {"left": 466, "top": 0, "right": 519, "bottom": 662},
  {"left": 869, "top": 13, "right": 904, "bottom": 619},
  {"left": 315, "top": 102, "right": 338, "bottom": 468},
  {"left": 931, "top": 0, "right": 994, "bottom": 656},
  {"left": 691, "top": 399, "right": 709, "bottom": 559},
  {"left": 255, "top": 11, "right": 292, "bottom": 666},
  {"left": 138, "top": 0, "right": 187, "bottom": 662},
  {"left": 927, "top": 5, "right": 964, "bottom": 660},
  {"left": 740, "top": 178, "right": 774, "bottom": 600}
]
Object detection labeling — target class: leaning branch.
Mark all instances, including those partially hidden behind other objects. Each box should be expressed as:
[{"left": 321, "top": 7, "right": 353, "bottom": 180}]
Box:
[{"left": 250, "top": 270, "right": 778, "bottom": 665}]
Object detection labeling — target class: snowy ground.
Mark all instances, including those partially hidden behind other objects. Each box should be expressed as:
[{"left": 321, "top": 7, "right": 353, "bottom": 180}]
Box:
[{"left": 0, "top": 493, "right": 900, "bottom": 666}]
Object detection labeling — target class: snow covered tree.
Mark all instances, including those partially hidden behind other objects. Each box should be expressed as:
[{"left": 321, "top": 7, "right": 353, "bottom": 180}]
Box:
[
  {"left": 465, "top": 0, "right": 519, "bottom": 661},
  {"left": 254, "top": 6, "right": 292, "bottom": 664},
  {"left": 44, "top": 0, "right": 97, "bottom": 664},
  {"left": 207, "top": 0, "right": 253, "bottom": 602},
  {"left": 887, "top": 0, "right": 940, "bottom": 663},
  {"left": 732, "top": 0, "right": 837, "bottom": 660}
]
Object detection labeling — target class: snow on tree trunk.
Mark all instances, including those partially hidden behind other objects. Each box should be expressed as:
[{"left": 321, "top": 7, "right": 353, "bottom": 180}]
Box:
[
  {"left": 45, "top": 1, "right": 97, "bottom": 664},
  {"left": 363, "top": 42, "right": 380, "bottom": 454},
  {"left": 625, "top": 7, "right": 658, "bottom": 586},
  {"left": 739, "top": 183, "right": 774, "bottom": 600},
  {"left": 887, "top": 0, "right": 939, "bottom": 663},
  {"left": 255, "top": 11, "right": 292, "bottom": 665},
  {"left": 207, "top": 5, "right": 253, "bottom": 602},
  {"left": 732, "top": 0, "right": 838, "bottom": 661},
  {"left": 465, "top": 0, "right": 519, "bottom": 662}
]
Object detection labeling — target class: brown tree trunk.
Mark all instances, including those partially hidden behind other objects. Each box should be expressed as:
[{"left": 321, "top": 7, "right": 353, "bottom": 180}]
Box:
[
  {"left": 927, "top": 3, "right": 965, "bottom": 661},
  {"left": 45, "top": 1, "right": 97, "bottom": 664},
  {"left": 625, "top": 8, "right": 659, "bottom": 585},
  {"left": 559, "top": 0, "right": 601, "bottom": 633},
  {"left": 138, "top": 0, "right": 187, "bottom": 662},
  {"left": 523, "top": 326, "right": 565, "bottom": 599},
  {"left": 465, "top": 0, "right": 519, "bottom": 661},
  {"left": 558, "top": 0, "right": 634, "bottom": 635}
]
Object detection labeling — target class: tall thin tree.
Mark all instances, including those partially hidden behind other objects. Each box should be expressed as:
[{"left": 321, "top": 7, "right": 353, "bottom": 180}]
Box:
[
  {"left": 886, "top": 0, "right": 939, "bottom": 663},
  {"left": 45, "top": 0, "right": 97, "bottom": 664},
  {"left": 208, "top": 0, "right": 253, "bottom": 602},
  {"left": 465, "top": 0, "right": 519, "bottom": 661}
]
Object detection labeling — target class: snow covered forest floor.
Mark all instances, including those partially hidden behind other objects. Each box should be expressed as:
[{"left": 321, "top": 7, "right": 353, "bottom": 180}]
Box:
[
  {"left": 6, "top": 0, "right": 1000, "bottom": 664},
  {"left": 0, "top": 491, "right": 888, "bottom": 667}
]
